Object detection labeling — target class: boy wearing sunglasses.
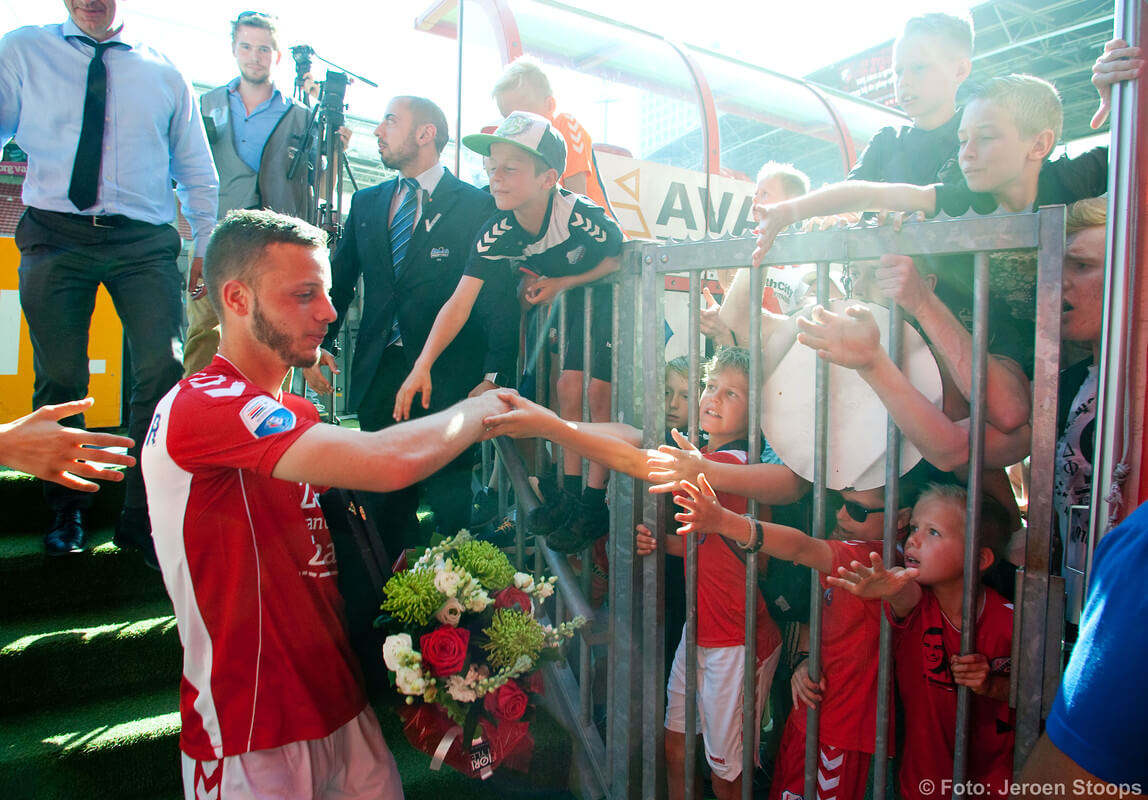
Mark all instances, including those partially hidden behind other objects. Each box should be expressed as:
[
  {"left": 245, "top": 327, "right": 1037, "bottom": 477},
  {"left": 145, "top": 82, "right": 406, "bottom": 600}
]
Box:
[{"left": 672, "top": 473, "right": 923, "bottom": 800}]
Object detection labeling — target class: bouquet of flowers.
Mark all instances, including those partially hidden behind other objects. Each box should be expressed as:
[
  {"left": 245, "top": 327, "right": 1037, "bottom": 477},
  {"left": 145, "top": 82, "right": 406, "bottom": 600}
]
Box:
[{"left": 380, "top": 531, "right": 585, "bottom": 778}]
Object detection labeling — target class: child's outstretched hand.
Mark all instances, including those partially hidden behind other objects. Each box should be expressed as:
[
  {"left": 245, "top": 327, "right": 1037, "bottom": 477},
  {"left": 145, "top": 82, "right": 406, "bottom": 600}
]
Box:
[
  {"left": 751, "top": 203, "right": 797, "bottom": 267},
  {"left": 796, "top": 303, "right": 883, "bottom": 371},
  {"left": 635, "top": 523, "right": 657, "bottom": 556},
  {"left": 826, "top": 550, "right": 919, "bottom": 599},
  {"left": 672, "top": 474, "right": 729, "bottom": 536},
  {"left": 647, "top": 429, "right": 706, "bottom": 493}
]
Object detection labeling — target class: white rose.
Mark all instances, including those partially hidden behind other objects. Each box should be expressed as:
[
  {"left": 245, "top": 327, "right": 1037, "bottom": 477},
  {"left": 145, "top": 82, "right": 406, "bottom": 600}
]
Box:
[
  {"left": 466, "top": 589, "right": 491, "bottom": 612},
  {"left": 513, "top": 572, "right": 534, "bottom": 591},
  {"left": 434, "top": 569, "right": 461, "bottom": 597},
  {"left": 382, "top": 633, "right": 413, "bottom": 672},
  {"left": 536, "top": 582, "right": 554, "bottom": 600},
  {"left": 434, "top": 596, "right": 465, "bottom": 627},
  {"left": 395, "top": 666, "right": 427, "bottom": 696}
]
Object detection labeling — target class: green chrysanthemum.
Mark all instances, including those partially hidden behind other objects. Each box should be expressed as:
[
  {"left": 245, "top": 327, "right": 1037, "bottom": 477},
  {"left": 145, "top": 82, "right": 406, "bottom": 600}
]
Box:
[
  {"left": 381, "top": 569, "right": 441, "bottom": 625},
  {"left": 456, "top": 540, "right": 515, "bottom": 591},
  {"left": 483, "top": 608, "right": 545, "bottom": 670}
]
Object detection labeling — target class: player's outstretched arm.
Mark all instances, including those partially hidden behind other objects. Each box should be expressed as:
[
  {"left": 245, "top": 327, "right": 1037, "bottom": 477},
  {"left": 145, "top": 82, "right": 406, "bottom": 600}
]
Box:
[{"left": 275, "top": 390, "right": 512, "bottom": 492}]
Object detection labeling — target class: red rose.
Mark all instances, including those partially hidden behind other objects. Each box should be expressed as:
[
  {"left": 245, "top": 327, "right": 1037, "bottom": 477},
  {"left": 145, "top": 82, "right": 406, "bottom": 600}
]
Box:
[
  {"left": 493, "top": 586, "right": 532, "bottom": 612},
  {"left": 484, "top": 679, "right": 529, "bottom": 722},
  {"left": 420, "top": 626, "right": 470, "bottom": 677}
]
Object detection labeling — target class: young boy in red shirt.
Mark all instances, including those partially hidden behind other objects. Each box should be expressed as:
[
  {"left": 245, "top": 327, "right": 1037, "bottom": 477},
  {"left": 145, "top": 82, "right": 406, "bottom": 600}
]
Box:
[
  {"left": 827, "top": 483, "right": 1015, "bottom": 799},
  {"left": 482, "top": 347, "right": 783, "bottom": 800}
]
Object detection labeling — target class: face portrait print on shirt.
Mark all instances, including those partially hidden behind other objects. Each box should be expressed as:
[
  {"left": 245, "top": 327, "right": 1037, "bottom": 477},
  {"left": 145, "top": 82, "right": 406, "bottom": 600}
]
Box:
[{"left": 923, "top": 626, "right": 955, "bottom": 690}]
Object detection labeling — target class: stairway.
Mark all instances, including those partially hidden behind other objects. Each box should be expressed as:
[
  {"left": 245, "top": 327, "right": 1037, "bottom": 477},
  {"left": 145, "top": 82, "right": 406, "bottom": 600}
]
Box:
[{"left": 0, "top": 471, "right": 183, "bottom": 799}]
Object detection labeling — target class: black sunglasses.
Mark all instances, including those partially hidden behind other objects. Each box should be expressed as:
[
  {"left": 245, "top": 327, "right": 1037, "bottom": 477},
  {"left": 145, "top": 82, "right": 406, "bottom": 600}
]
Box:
[{"left": 841, "top": 499, "right": 884, "bottom": 523}]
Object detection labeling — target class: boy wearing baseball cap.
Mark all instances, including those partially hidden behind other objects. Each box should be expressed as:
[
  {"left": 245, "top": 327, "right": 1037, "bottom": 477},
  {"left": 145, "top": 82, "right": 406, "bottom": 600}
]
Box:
[{"left": 395, "top": 111, "right": 623, "bottom": 553}]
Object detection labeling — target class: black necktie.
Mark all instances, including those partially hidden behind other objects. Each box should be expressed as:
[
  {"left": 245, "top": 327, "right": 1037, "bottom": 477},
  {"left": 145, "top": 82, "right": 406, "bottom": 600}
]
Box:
[{"left": 68, "top": 37, "right": 128, "bottom": 211}]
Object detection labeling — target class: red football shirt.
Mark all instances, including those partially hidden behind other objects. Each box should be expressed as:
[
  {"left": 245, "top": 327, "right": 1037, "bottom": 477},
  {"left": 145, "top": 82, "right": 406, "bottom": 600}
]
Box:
[
  {"left": 142, "top": 356, "right": 366, "bottom": 760},
  {"left": 891, "top": 587, "right": 1015, "bottom": 799},
  {"left": 787, "top": 538, "right": 887, "bottom": 753},
  {"left": 685, "top": 447, "right": 781, "bottom": 658}
]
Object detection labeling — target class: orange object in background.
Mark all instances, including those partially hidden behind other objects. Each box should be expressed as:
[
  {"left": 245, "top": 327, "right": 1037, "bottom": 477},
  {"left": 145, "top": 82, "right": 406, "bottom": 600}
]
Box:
[{"left": 0, "top": 236, "right": 123, "bottom": 428}]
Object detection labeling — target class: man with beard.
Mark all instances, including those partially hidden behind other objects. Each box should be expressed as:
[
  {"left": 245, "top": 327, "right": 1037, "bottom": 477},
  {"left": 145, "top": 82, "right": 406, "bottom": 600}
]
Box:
[
  {"left": 304, "top": 94, "right": 495, "bottom": 553},
  {"left": 142, "top": 210, "right": 509, "bottom": 797},
  {"left": 183, "top": 10, "right": 316, "bottom": 376}
]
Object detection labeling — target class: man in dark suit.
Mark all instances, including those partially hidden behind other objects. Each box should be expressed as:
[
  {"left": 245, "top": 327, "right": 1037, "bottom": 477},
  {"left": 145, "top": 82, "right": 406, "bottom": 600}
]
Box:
[{"left": 304, "top": 95, "right": 495, "bottom": 556}]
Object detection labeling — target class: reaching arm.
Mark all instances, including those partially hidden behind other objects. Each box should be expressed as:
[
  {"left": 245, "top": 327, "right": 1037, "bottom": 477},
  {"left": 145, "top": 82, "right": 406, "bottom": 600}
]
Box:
[
  {"left": 0, "top": 399, "right": 135, "bottom": 491},
  {"left": 716, "top": 268, "right": 788, "bottom": 351},
  {"left": 393, "top": 275, "right": 484, "bottom": 421},
  {"left": 647, "top": 429, "right": 808, "bottom": 505},
  {"left": 876, "top": 255, "right": 1031, "bottom": 432},
  {"left": 274, "top": 391, "right": 509, "bottom": 491},
  {"left": 673, "top": 474, "right": 835, "bottom": 573},
  {"left": 753, "top": 181, "right": 937, "bottom": 266},
  {"left": 483, "top": 393, "right": 651, "bottom": 479},
  {"left": 825, "top": 551, "right": 921, "bottom": 619},
  {"left": 796, "top": 303, "right": 1031, "bottom": 469}
]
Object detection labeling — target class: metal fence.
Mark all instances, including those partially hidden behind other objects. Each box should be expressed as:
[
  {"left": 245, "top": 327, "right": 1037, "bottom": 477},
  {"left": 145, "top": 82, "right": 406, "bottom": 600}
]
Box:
[{"left": 486, "top": 206, "right": 1069, "bottom": 800}]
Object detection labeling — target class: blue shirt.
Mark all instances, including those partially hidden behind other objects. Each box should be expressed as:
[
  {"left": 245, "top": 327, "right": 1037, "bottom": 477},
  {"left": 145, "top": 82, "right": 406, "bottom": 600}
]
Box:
[
  {"left": 0, "top": 19, "right": 218, "bottom": 255},
  {"left": 226, "top": 77, "right": 290, "bottom": 172},
  {"left": 1046, "top": 499, "right": 1148, "bottom": 785}
]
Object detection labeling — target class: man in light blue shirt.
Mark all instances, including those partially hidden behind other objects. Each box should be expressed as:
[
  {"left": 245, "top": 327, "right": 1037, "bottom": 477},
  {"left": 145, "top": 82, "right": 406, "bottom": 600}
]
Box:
[
  {"left": 186, "top": 10, "right": 313, "bottom": 377},
  {"left": 0, "top": 0, "right": 217, "bottom": 562}
]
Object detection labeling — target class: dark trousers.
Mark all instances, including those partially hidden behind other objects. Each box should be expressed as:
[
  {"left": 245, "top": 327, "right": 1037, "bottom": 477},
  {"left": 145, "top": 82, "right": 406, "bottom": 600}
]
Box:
[
  {"left": 15, "top": 209, "right": 184, "bottom": 516},
  {"left": 356, "top": 343, "right": 475, "bottom": 557}
]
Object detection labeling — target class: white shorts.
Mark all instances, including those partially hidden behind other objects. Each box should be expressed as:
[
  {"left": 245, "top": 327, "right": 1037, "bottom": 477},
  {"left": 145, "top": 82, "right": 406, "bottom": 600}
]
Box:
[
  {"left": 181, "top": 706, "right": 403, "bottom": 800},
  {"left": 664, "top": 634, "right": 781, "bottom": 781}
]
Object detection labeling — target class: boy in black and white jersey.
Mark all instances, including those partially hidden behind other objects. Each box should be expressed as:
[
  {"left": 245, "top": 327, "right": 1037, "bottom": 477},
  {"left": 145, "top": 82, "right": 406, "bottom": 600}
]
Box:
[{"left": 394, "top": 111, "right": 623, "bottom": 552}]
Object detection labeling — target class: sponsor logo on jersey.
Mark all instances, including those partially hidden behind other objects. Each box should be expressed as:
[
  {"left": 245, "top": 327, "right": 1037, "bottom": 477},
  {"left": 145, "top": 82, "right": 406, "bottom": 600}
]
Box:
[
  {"left": 430, "top": 246, "right": 450, "bottom": 259},
  {"left": 145, "top": 414, "right": 162, "bottom": 447},
  {"left": 566, "top": 244, "right": 586, "bottom": 265},
  {"left": 239, "top": 396, "right": 296, "bottom": 439}
]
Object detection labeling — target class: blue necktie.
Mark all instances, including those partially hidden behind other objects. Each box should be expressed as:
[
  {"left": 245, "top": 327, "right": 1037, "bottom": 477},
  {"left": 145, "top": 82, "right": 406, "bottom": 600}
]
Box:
[{"left": 390, "top": 178, "right": 419, "bottom": 275}]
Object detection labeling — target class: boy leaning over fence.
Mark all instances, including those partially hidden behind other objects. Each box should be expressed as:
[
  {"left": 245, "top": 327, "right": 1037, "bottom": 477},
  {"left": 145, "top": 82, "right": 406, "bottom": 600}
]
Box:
[{"left": 393, "top": 111, "right": 623, "bottom": 554}]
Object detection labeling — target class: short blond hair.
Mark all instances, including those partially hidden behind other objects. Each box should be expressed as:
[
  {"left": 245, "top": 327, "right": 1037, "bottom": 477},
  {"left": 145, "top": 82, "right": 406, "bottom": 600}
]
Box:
[
  {"left": 969, "top": 74, "right": 1063, "bottom": 142},
  {"left": 492, "top": 56, "right": 552, "bottom": 104},
  {"left": 755, "top": 162, "right": 810, "bottom": 199},
  {"left": 1066, "top": 196, "right": 1108, "bottom": 234},
  {"left": 900, "top": 12, "right": 974, "bottom": 58}
]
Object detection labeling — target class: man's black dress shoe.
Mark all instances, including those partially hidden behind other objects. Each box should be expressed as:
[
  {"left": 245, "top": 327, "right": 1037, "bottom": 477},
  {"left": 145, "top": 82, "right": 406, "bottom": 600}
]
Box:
[{"left": 44, "top": 509, "right": 86, "bottom": 555}]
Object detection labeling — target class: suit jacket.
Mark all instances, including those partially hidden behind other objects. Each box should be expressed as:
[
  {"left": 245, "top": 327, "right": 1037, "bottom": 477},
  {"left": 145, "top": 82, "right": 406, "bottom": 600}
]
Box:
[{"left": 326, "top": 169, "right": 496, "bottom": 413}]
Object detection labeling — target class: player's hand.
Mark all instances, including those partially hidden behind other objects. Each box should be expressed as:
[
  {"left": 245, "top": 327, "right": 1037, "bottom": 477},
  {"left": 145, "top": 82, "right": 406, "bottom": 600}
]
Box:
[
  {"left": 950, "top": 653, "right": 992, "bottom": 694},
  {"left": 801, "top": 212, "right": 860, "bottom": 232},
  {"left": 302, "top": 348, "right": 338, "bottom": 395},
  {"left": 751, "top": 202, "right": 797, "bottom": 267},
  {"left": 0, "top": 398, "right": 136, "bottom": 491},
  {"left": 825, "top": 551, "right": 919, "bottom": 599},
  {"left": 700, "top": 287, "right": 736, "bottom": 346},
  {"left": 187, "top": 256, "right": 206, "bottom": 298},
  {"left": 875, "top": 253, "right": 932, "bottom": 316},
  {"left": 1091, "top": 38, "right": 1143, "bottom": 128},
  {"left": 393, "top": 363, "right": 433, "bottom": 421},
  {"left": 635, "top": 523, "right": 658, "bottom": 556},
  {"left": 647, "top": 429, "right": 706, "bottom": 493},
  {"left": 791, "top": 657, "right": 826, "bottom": 709},
  {"left": 481, "top": 392, "right": 558, "bottom": 439},
  {"left": 796, "top": 303, "right": 883, "bottom": 371},
  {"left": 672, "top": 474, "right": 729, "bottom": 536},
  {"left": 523, "top": 276, "right": 569, "bottom": 306}
]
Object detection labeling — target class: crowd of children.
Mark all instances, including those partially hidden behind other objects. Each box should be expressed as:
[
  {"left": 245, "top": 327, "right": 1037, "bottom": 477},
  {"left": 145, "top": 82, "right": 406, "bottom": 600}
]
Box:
[{"left": 310, "top": 12, "right": 1137, "bottom": 797}]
